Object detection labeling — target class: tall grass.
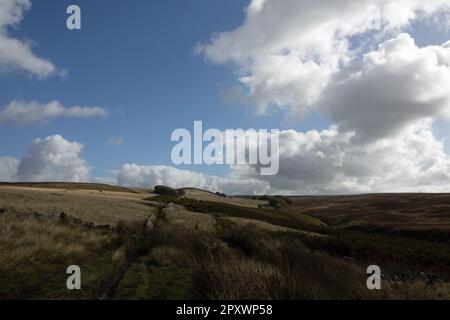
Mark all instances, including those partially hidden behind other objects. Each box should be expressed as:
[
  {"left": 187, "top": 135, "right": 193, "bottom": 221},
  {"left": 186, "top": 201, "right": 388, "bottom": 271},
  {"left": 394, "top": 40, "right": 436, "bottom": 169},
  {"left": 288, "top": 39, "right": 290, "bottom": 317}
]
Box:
[
  {"left": 2, "top": 193, "right": 449, "bottom": 300},
  {"left": 143, "top": 224, "right": 376, "bottom": 299},
  {"left": 141, "top": 220, "right": 450, "bottom": 300},
  {"left": 0, "top": 211, "right": 118, "bottom": 299}
]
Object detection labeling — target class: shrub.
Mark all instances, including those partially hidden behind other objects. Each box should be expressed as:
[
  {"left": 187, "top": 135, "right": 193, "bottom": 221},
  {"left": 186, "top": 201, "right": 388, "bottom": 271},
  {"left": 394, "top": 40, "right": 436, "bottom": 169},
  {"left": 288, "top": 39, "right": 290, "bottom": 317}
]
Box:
[
  {"left": 215, "top": 192, "right": 226, "bottom": 197},
  {"left": 154, "top": 185, "right": 181, "bottom": 197},
  {"left": 261, "top": 195, "right": 292, "bottom": 209}
]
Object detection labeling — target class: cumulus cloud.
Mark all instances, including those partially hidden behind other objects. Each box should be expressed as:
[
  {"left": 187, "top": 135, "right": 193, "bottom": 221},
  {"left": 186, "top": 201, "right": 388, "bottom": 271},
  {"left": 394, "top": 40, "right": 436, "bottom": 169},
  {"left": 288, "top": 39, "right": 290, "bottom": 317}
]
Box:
[
  {"left": 3, "top": 127, "right": 450, "bottom": 195},
  {"left": 114, "top": 119, "right": 450, "bottom": 195},
  {"left": 15, "top": 135, "right": 90, "bottom": 182},
  {"left": 0, "top": 0, "right": 58, "bottom": 77},
  {"left": 319, "top": 33, "right": 450, "bottom": 142},
  {"left": 230, "top": 121, "right": 450, "bottom": 194},
  {"left": 117, "top": 164, "right": 269, "bottom": 195},
  {"left": 0, "top": 156, "right": 19, "bottom": 181},
  {"left": 0, "top": 135, "right": 269, "bottom": 195},
  {"left": 0, "top": 100, "right": 109, "bottom": 125},
  {"left": 193, "top": 0, "right": 450, "bottom": 194},
  {"left": 199, "top": 0, "right": 450, "bottom": 116}
]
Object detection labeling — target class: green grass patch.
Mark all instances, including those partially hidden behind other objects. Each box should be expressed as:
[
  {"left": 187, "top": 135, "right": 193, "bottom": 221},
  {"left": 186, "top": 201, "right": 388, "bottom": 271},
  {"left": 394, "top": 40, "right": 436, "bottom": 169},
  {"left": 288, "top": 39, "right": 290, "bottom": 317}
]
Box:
[
  {"left": 114, "top": 257, "right": 193, "bottom": 300},
  {"left": 173, "top": 197, "right": 324, "bottom": 230},
  {"left": 0, "top": 241, "right": 119, "bottom": 300}
]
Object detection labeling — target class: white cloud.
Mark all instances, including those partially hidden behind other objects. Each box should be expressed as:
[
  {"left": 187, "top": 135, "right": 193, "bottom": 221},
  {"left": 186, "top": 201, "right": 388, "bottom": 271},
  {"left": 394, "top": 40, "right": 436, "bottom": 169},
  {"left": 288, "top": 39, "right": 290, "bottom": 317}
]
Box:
[
  {"left": 319, "top": 33, "right": 450, "bottom": 142},
  {"left": 0, "top": 100, "right": 109, "bottom": 125},
  {"left": 90, "top": 174, "right": 118, "bottom": 186},
  {"left": 0, "top": 0, "right": 58, "bottom": 77},
  {"left": 194, "top": 0, "right": 450, "bottom": 194},
  {"left": 15, "top": 135, "right": 90, "bottom": 182},
  {"left": 117, "top": 164, "right": 269, "bottom": 195},
  {"left": 2, "top": 127, "right": 450, "bottom": 195},
  {"left": 0, "top": 156, "right": 18, "bottom": 181},
  {"left": 0, "top": 136, "right": 269, "bottom": 195},
  {"left": 114, "top": 119, "right": 450, "bottom": 195},
  {"left": 231, "top": 121, "right": 450, "bottom": 194},
  {"left": 108, "top": 137, "right": 124, "bottom": 146},
  {"left": 199, "top": 0, "right": 450, "bottom": 116}
]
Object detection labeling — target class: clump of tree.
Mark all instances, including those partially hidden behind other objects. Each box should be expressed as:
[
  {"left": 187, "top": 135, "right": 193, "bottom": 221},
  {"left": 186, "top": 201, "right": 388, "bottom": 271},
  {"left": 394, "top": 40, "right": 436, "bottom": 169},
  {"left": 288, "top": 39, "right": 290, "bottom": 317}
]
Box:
[
  {"left": 215, "top": 192, "right": 227, "bottom": 198},
  {"left": 260, "top": 195, "right": 292, "bottom": 210},
  {"left": 154, "top": 185, "right": 185, "bottom": 197}
]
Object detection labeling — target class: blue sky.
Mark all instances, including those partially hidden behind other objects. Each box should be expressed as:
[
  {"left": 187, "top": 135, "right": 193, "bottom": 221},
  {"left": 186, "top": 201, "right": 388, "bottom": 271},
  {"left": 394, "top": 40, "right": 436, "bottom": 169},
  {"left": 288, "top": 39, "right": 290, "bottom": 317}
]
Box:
[
  {"left": 2, "top": 0, "right": 450, "bottom": 194},
  {"left": 1, "top": 0, "right": 242, "bottom": 177},
  {"left": 0, "top": 0, "right": 329, "bottom": 178}
]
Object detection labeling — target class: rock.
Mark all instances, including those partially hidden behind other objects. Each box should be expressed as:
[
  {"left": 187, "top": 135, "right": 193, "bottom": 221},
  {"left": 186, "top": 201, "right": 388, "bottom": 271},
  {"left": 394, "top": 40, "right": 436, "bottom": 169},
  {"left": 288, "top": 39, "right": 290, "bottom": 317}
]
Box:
[
  {"left": 145, "top": 220, "right": 154, "bottom": 233},
  {"left": 215, "top": 192, "right": 226, "bottom": 197},
  {"left": 95, "top": 224, "right": 112, "bottom": 231},
  {"left": 343, "top": 256, "right": 356, "bottom": 262},
  {"left": 154, "top": 185, "right": 184, "bottom": 197},
  {"left": 145, "top": 212, "right": 157, "bottom": 233},
  {"left": 32, "top": 212, "right": 42, "bottom": 218}
]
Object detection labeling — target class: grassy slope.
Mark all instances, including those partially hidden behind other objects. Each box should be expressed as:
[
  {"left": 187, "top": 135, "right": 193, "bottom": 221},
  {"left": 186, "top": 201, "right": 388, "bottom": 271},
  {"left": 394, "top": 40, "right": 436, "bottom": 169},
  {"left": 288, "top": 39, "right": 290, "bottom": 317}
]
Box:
[
  {"left": 286, "top": 194, "right": 450, "bottom": 242},
  {"left": 0, "top": 211, "right": 120, "bottom": 299},
  {"left": 152, "top": 196, "right": 324, "bottom": 230},
  {"left": 0, "top": 186, "right": 151, "bottom": 225},
  {"left": 0, "top": 182, "right": 143, "bottom": 194},
  {"left": 1, "top": 184, "right": 450, "bottom": 299}
]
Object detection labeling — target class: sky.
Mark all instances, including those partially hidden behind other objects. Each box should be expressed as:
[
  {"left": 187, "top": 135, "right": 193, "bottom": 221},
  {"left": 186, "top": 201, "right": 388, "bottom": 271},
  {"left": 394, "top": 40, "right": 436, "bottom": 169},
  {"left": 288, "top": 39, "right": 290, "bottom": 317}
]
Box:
[{"left": 1, "top": 0, "right": 450, "bottom": 195}]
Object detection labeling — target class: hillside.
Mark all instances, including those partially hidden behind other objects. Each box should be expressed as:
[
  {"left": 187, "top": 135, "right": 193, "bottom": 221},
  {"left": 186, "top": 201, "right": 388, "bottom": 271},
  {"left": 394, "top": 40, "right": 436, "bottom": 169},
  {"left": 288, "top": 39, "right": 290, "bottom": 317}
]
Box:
[
  {"left": 0, "top": 183, "right": 449, "bottom": 299},
  {"left": 286, "top": 194, "right": 450, "bottom": 242},
  {"left": 0, "top": 182, "right": 147, "bottom": 194}
]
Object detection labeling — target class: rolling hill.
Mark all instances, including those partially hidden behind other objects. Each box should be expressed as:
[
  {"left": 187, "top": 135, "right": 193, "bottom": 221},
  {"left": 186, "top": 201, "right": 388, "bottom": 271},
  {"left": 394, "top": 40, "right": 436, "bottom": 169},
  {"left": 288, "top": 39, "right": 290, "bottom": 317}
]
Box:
[{"left": 0, "top": 183, "right": 449, "bottom": 300}]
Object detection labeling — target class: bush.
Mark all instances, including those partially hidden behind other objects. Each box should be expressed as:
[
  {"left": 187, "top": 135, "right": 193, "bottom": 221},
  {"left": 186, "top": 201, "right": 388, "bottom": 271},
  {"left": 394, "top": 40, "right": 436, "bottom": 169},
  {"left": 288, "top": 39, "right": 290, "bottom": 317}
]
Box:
[
  {"left": 215, "top": 192, "right": 226, "bottom": 197},
  {"left": 154, "top": 185, "right": 182, "bottom": 197},
  {"left": 261, "top": 195, "right": 292, "bottom": 209}
]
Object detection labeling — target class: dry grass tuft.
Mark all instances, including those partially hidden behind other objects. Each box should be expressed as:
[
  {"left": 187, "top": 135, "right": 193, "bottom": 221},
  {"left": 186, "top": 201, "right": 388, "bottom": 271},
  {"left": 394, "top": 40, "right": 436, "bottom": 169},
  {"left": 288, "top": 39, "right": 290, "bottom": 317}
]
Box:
[{"left": 0, "top": 211, "right": 118, "bottom": 299}]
